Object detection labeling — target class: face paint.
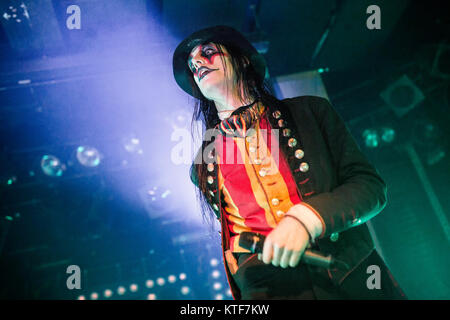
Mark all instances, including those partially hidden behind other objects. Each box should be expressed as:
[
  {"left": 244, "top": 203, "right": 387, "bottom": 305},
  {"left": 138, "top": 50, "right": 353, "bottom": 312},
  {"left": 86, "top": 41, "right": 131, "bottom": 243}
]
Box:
[{"left": 188, "top": 43, "right": 227, "bottom": 81}]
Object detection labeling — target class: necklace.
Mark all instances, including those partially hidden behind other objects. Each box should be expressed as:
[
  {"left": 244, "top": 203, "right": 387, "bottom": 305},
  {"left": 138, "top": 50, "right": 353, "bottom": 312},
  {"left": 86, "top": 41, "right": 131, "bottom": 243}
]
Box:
[{"left": 217, "top": 99, "right": 262, "bottom": 137}]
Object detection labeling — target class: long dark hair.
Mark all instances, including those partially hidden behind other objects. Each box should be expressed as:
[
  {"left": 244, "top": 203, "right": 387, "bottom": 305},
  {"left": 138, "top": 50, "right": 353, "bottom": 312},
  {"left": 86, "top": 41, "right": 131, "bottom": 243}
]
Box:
[{"left": 189, "top": 42, "right": 281, "bottom": 227}]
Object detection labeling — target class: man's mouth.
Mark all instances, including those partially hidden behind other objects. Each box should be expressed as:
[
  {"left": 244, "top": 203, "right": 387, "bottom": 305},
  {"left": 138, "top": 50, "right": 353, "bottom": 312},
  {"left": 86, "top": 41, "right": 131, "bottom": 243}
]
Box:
[{"left": 198, "top": 67, "right": 216, "bottom": 81}]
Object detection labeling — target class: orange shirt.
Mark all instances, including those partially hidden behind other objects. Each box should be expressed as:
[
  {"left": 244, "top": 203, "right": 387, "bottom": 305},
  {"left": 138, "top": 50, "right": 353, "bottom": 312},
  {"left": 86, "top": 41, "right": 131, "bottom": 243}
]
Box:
[{"left": 216, "top": 104, "right": 303, "bottom": 252}]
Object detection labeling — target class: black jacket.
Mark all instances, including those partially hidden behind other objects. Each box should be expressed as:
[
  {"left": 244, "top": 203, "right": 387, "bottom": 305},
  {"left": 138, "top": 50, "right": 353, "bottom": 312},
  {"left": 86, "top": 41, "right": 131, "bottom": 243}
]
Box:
[{"left": 191, "top": 95, "right": 387, "bottom": 299}]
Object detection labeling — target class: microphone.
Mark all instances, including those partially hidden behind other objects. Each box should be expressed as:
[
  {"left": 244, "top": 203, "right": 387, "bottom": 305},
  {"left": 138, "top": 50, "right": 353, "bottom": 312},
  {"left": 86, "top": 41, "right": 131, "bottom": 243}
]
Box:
[{"left": 239, "top": 232, "right": 349, "bottom": 270}]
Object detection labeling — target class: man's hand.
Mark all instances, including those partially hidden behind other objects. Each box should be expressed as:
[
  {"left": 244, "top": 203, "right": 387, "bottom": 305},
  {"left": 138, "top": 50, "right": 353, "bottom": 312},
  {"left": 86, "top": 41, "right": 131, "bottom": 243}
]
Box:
[{"left": 259, "top": 216, "right": 310, "bottom": 268}]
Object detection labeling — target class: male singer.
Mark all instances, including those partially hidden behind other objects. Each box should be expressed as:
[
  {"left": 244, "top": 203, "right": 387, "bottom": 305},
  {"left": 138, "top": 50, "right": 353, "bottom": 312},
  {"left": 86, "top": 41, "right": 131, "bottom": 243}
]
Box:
[{"left": 172, "top": 25, "right": 406, "bottom": 300}]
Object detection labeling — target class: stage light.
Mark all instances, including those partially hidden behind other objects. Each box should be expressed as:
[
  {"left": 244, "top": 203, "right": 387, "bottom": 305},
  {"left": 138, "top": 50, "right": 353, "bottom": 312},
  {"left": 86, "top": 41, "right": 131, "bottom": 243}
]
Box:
[
  {"left": 181, "top": 286, "right": 190, "bottom": 295},
  {"left": 6, "top": 176, "right": 17, "bottom": 185},
  {"left": 2, "top": 4, "right": 28, "bottom": 24},
  {"left": 130, "top": 284, "right": 138, "bottom": 292},
  {"left": 123, "top": 135, "right": 143, "bottom": 154},
  {"left": 90, "top": 292, "right": 99, "bottom": 300},
  {"left": 380, "top": 75, "right": 424, "bottom": 118},
  {"left": 427, "top": 146, "right": 446, "bottom": 166},
  {"left": 117, "top": 286, "right": 126, "bottom": 295},
  {"left": 145, "top": 186, "right": 172, "bottom": 200},
  {"left": 226, "top": 289, "right": 232, "bottom": 297},
  {"left": 168, "top": 275, "right": 176, "bottom": 283},
  {"left": 147, "top": 293, "right": 157, "bottom": 300},
  {"left": 413, "top": 121, "right": 440, "bottom": 144},
  {"left": 380, "top": 127, "right": 396, "bottom": 143},
  {"left": 161, "top": 190, "right": 171, "bottom": 199},
  {"left": 76, "top": 146, "right": 101, "bottom": 167},
  {"left": 213, "top": 282, "right": 222, "bottom": 290},
  {"left": 139, "top": 184, "right": 176, "bottom": 219},
  {"left": 362, "top": 129, "right": 379, "bottom": 148},
  {"left": 166, "top": 109, "right": 191, "bottom": 130},
  {"left": 156, "top": 277, "right": 165, "bottom": 286},
  {"left": 179, "top": 273, "right": 186, "bottom": 280},
  {"left": 211, "top": 270, "right": 220, "bottom": 279},
  {"left": 210, "top": 258, "right": 219, "bottom": 267},
  {"left": 41, "top": 155, "right": 66, "bottom": 177},
  {"left": 145, "top": 279, "right": 154, "bottom": 288},
  {"left": 214, "top": 294, "right": 224, "bottom": 300},
  {"left": 104, "top": 289, "right": 113, "bottom": 298},
  {"left": 412, "top": 120, "right": 446, "bottom": 165},
  {"left": 77, "top": 295, "right": 86, "bottom": 300}
]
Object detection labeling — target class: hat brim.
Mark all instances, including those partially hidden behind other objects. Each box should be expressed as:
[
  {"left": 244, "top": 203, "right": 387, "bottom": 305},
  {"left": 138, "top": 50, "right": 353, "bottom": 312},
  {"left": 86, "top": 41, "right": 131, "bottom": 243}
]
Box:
[{"left": 172, "top": 25, "right": 266, "bottom": 98}]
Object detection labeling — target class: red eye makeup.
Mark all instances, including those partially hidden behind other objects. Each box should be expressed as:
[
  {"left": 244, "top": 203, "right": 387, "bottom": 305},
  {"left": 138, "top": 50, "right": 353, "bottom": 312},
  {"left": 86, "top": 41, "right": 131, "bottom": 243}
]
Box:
[{"left": 188, "top": 43, "right": 226, "bottom": 80}]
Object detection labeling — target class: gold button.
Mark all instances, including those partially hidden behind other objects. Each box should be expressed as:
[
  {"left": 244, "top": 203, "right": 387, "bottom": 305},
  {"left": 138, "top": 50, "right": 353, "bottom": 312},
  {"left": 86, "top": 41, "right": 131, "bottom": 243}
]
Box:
[
  {"left": 207, "top": 176, "right": 214, "bottom": 184},
  {"left": 299, "top": 162, "right": 309, "bottom": 172},
  {"left": 271, "top": 198, "right": 280, "bottom": 206},
  {"left": 278, "top": 119, "right": 285, "bottom": 127},
  {"left": 212, "top": 204, "right": 219, "bottom": 211},
  {"left": 288, "top": 138, "right": 297, "bottom": 148},
  {"left": 272, "top": 110, "right": 281, "bottom": 119},
  {"left": 207, "top": 163, "right": 215, "bottom": 172},
  {"left": 330, "top": 232, "right": 339, "bottom": 242},
  {"left": 282, "top": 128, "right": 291, "bottom": 137},
  {"left": 295, "top": 149, "right": 304, "bottom": 159},
  {"left": 276, "top": 210, "right": 284, "bottom": 217}
]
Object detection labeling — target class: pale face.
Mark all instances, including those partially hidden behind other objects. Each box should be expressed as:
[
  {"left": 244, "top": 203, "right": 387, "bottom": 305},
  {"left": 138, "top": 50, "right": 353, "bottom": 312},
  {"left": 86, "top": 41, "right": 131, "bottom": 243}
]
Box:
[{"left": 187, "top": 43, "right": 235, "bottom": 100}]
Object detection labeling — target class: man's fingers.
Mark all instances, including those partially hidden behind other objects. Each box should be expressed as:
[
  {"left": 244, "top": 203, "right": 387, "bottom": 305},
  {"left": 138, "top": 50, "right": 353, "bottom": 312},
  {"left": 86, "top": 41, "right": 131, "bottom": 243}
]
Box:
[
  {"left": 279, "top": 248, "right": 292, "bottom": 268},
  {"left": 289, "top": 250, "right": 302, "bottom": 268},
  {"left": 271, "top": 244, "right": 282, "bottom": 267},
  {"left": 262, "top": 238, "right": 273, "bottom": 264}
]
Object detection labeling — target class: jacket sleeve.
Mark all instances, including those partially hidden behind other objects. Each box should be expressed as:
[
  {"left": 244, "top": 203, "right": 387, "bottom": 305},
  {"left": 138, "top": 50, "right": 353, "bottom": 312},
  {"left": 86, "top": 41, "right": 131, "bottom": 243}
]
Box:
[{"left": 301, "top": 96, "right": 387, "bottom": 238}]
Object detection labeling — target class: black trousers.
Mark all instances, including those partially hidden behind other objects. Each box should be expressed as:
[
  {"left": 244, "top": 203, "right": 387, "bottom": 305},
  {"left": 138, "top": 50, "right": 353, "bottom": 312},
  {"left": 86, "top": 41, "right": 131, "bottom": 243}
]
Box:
[{"left": 231, "top": 250, "right": 407, "bottom": 300}]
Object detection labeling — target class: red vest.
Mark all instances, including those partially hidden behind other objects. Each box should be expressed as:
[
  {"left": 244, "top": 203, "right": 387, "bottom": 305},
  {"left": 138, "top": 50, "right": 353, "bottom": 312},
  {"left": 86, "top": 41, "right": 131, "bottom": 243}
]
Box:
[{"left": 216, "top": 107, "right": 303, "bottom": 252}]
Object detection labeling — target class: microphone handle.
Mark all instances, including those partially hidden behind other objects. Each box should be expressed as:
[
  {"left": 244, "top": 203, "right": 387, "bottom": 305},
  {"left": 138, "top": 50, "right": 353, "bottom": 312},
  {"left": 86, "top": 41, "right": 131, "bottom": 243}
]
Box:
[
  {"left": 302, "top": 250, "right": 334, "bottom": 269},
  {"left": 239, "top": 232, "right": 336, "bottom": 269}
]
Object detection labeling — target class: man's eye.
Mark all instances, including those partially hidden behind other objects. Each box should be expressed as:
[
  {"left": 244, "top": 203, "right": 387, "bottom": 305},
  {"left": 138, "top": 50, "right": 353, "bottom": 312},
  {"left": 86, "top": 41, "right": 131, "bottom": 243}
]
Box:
[{"left": 203, "top": 48, "right": 216, "bottom": 55}]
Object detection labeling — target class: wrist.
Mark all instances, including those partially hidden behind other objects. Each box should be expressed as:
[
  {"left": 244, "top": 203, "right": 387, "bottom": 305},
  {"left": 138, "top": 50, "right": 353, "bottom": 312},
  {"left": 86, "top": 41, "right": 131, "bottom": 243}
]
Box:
[
  {"left": 283, "top": 214, "right": 312, "bottom": 241},
  {"left": 286, "top": 204, "right": 323, "bottom": 241}
]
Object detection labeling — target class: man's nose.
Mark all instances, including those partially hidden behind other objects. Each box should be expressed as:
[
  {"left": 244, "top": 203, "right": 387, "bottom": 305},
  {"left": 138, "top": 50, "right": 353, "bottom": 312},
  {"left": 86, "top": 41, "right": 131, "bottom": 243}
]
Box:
[{"left": 192, "top": 55, "right": 206, "bottom": 68}]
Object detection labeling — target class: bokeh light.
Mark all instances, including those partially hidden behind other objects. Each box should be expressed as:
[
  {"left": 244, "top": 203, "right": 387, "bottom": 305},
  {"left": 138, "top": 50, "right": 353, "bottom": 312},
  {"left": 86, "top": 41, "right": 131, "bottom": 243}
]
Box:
[
  {"left": 41, "top": 155, "right": 66, "bottom": 177},
  {"left": 76, "top": 146, "right": 101, "bottom": 167},
  {"left": 117, "top": 286, "right": 126, "bottom": 295},
  {"left": 181, "top": 286, "right": 190, "bottom": 295}
]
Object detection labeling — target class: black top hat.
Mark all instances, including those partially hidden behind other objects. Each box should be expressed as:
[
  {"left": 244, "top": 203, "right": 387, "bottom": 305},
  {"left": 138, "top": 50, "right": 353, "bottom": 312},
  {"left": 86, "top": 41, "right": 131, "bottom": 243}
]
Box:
[{"left": 172, "top": 25, "right": 267, "bottom": 98}]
